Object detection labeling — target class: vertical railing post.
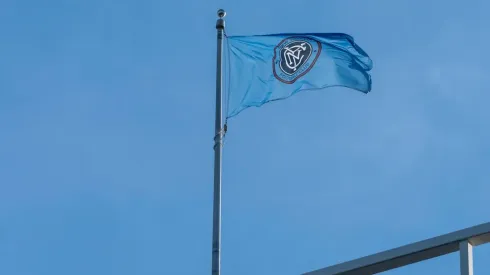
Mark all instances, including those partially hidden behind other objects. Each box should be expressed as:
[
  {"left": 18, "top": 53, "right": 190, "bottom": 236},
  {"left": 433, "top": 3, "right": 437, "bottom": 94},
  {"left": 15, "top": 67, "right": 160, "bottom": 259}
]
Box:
[{"left": 460, "top": 240, "right": 474, "bottom": 275}]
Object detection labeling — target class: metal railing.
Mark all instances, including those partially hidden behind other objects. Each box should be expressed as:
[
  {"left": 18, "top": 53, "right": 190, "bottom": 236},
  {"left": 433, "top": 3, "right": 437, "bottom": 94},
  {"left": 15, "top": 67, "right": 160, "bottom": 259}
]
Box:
[{"left": 303, "top": 222, "right": 490, "bottom": 275}]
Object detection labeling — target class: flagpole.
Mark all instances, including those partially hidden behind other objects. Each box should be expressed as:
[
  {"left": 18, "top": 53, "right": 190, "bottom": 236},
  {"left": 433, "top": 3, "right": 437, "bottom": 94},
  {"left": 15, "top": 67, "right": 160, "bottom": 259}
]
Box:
[{"left": 212, "top": 8, "right": 226, "bottom": 275}]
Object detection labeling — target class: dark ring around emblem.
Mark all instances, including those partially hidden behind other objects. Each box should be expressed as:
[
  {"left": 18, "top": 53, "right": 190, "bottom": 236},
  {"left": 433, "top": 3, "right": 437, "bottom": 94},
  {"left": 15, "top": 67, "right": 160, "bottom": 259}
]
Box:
[{"left": 272, "top": 37, "right": 322, "bottom": 84}]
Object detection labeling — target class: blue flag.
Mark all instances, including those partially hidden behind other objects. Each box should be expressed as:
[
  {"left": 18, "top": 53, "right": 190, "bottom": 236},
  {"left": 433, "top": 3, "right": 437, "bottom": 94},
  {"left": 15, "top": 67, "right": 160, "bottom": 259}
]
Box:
[{"left": 225, "top": 33, "right": 373, "bottom": 119}]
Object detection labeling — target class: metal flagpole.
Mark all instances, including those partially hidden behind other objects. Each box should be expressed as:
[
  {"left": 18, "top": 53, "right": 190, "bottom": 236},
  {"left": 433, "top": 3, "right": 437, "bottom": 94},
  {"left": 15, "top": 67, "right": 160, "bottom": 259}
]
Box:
[{"left": 212, "top": 8, "right": 226, "bottom": 275}]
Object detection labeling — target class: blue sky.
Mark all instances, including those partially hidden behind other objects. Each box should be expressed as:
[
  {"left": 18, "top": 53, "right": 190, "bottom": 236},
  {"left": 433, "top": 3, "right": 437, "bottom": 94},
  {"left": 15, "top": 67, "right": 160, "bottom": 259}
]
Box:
[{"left": 1, "top": 0, "right": 490, "bottom": 274}]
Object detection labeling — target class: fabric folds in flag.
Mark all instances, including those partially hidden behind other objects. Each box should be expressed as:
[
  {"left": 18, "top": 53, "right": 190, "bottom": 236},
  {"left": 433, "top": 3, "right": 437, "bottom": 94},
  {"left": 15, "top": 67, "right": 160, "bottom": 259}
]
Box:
[{"left": 225, "top": 33, "right": 373, "bottom": 119}]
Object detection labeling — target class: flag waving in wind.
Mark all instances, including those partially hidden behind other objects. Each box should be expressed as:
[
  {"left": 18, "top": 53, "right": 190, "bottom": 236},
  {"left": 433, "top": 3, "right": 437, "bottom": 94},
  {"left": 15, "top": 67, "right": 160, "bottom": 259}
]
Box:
[{"left": 225, "top": 33, "right": 373, "bottom": 119}]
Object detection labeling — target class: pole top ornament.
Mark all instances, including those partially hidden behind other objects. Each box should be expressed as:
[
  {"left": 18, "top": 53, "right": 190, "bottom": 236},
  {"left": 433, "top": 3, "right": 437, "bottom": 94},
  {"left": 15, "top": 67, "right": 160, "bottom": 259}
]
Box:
[{"left": 217, "top": 9, "right": 226, "bottom": 18}]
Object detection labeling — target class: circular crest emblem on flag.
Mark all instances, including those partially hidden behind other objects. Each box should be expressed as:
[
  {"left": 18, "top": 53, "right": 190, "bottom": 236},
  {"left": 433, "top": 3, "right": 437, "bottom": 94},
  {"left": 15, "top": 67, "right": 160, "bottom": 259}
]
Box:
[{"left": 273, "top": 37, "right": 322, "bottom": 84}]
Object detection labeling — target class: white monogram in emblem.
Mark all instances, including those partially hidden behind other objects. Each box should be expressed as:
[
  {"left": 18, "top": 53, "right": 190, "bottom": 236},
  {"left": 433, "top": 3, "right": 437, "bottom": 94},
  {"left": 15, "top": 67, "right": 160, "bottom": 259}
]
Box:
[
  {"left": 273, "top": 37, "right": 321, "bottom": 84},
  {"left": 279, "top": 40, "right": 313, "bottom": 76},
  {"left": 283, "top": 43, "right": 308, "bottom": 72}
]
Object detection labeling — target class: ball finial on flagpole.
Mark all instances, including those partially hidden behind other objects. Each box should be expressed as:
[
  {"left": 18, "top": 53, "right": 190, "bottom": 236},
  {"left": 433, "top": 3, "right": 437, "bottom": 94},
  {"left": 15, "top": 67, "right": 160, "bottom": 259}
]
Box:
[
  {"left": 217, "top": 9, "right": 226, "bottom": 18},
  {"left": 216, "top": 9, "right": 226, "bottom": 29}
]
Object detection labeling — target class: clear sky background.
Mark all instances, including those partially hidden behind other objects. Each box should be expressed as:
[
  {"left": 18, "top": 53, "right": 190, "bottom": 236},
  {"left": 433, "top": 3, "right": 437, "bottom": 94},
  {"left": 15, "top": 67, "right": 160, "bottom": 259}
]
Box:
[{"left": 1, "top": 0, "right": 490, "bottom": 274}]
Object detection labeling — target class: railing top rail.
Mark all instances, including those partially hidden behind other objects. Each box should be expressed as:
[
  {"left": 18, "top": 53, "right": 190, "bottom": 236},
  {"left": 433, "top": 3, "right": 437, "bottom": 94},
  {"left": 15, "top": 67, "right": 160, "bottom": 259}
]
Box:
[{"left": 303, "top": 222, "right": 490, "bottom": 275}]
